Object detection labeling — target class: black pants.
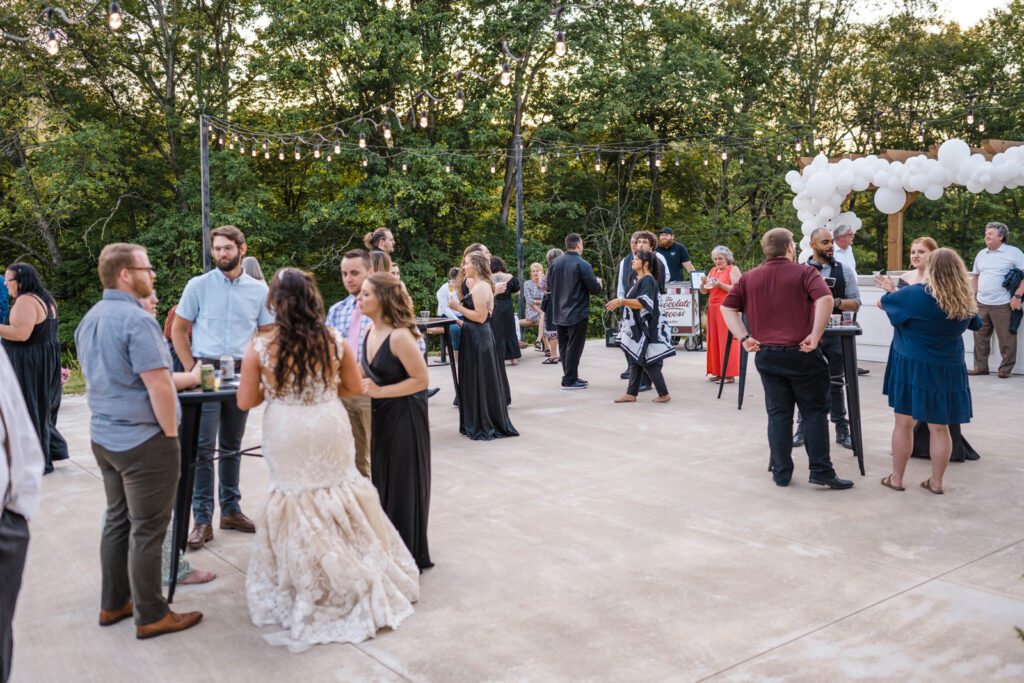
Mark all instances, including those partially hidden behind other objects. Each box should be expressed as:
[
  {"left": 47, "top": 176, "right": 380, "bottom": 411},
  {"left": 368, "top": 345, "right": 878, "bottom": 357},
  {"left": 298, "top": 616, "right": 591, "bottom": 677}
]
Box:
[
  {"left": 557, "top": 319, "right": 589, "bottom": 386},
  {"left": 0, "top": 510, "right": 29, "bottom": 683},
  {"left": 627, "top": 358, "right": 667, "bottom": 396},
  {"left": 622, "top": 347, "right": 651, "bottom": 386},
  {"left": 755, "top": 348, "right": 837, "bottom": 483},
  {"left": 795, "top": 336, "right": 847, "bottom": 433}
]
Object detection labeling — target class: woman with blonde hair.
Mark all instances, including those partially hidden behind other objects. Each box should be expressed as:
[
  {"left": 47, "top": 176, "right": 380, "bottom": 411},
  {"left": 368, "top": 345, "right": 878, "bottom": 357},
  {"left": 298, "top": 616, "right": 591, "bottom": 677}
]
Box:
[
  {"left": 700, "top": 245, "right": 742, "bottom": 382},
  {"left": 878, "top": 248, "right": 982, "bottom": 495}
]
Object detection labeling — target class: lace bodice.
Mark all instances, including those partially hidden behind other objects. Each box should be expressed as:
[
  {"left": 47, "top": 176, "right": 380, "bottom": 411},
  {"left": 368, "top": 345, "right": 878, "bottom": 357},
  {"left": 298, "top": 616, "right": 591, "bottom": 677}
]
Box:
[{"left": 252, "top": 329, "right": 346, "bottom": 406}]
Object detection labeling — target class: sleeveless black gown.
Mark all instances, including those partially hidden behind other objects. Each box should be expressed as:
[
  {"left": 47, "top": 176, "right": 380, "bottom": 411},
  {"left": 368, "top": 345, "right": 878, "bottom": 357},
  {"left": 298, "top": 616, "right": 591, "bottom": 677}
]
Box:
[
  {"left": 362, "top": 333, "right": 433, "bottom": 570},
  {"left": 492, "top": 276, "right": 522, "bottom": 360},
  {"left": 457, "top": 293, "right": 518, "bottom": 440},
  {"left": 2, "top": 298, "right": 68, "bottom": 473}
]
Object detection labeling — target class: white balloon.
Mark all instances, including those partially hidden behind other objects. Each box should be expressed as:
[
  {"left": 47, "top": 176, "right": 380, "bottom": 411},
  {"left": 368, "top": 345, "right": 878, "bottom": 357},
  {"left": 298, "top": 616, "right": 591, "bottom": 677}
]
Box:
[
  {"left": 801, "top": 221, "right": 816, "bottom": 236},
  {"left": 938, "top": 139, "right": 971, "bottom": 170},
  {"left": 852, "top": 175, "right": 870, "bottom": 192},
  {"left": 785, "top": 170, "right": 801, "bottom": 186},
  {"left": 986, "top": 179, "right": 1004, "bottom": 194},
  {"left": 836, "top": 170, "right": 855, "bottom": 191},
  {"left": 797, "top": 209, "right": 813, "bottom": 222},
  {"left": 873, "top": 170, "right": 891, "bottom": 188},
  {"left": 805, "top": 172, "right": 837, "bottom": 201},
  {"left": 791, "top": 178, "right": 806, "bottom": 193},
  {"left": 887, "top": 174, "right": 903, "bottom": 191},
  {"left": 817, "top": 206, "right": 837, "bottom": 222},
  {"left": 966, "top": 178, "right": 984, "bottom": 194},
  {"left": 874, "top": 186, "right": 907, "bottom": 214},
  {"left": 924, "top": 184, "right": 943, "bottom": 201}
]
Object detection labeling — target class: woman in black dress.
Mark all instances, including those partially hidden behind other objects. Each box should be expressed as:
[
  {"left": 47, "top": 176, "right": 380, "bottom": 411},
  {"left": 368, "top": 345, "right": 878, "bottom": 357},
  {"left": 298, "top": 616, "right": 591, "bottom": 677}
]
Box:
[
  {"left": 448, "top": 253, "right": 519, "bottom": 440},
  {"left": 1, "top": 263, "right": 68, "bottom": 473},
  {"left": 489, "top": 257, "right": 522, "bottom": 365},
  {"left": 359, "top": 273, "right": 434, "bottom": 570}
]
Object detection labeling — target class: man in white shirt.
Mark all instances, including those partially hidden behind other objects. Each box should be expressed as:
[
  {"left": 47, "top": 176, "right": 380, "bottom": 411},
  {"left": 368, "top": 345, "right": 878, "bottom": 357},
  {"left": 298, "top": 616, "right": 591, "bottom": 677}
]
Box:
[
  {"left": 832, "top": 224, "right": 856, "bottom": 274},
  {"left": 1, "top": 345, "right": 44, "bottom": 681},
  {"left": 435, "top": 267, "right": 461, "bottom": 351},
  {"left": 970, "top": 222, "right": 1024, "bottom": 378}
]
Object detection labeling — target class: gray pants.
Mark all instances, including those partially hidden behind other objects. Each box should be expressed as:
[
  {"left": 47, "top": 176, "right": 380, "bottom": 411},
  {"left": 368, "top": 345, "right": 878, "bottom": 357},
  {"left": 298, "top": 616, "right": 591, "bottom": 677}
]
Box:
[
  {"left": 974, "top": 302, "right": 1017, "bottom": 374},
  {"left": 92, "top": 433, "right": 180, "bottom": 626},
  {"left": 341, "top": 395, "right": 372, "bottom": 478},
  {"left": 0, "top": 510, "right": 29, "bottom": 683}
]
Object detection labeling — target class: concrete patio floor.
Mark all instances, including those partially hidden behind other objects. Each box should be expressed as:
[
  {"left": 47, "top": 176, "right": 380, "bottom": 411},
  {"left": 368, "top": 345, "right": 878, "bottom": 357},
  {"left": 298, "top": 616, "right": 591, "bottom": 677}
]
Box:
[{"left": 11, "top": 340, "right": 1024, "bottom": 682}]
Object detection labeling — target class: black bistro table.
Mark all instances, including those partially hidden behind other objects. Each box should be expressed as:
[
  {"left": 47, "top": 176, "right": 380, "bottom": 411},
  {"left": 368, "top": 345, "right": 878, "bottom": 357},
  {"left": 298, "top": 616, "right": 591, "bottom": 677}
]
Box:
[
  {"left": 169, "top": 381, "right": 242, "bottom": 603},
  {"left": 416, "top": 317, "right": 461, "bottom": 405},
  {"left": 718, "top": 323, "right": 866, "bottom": 476}
]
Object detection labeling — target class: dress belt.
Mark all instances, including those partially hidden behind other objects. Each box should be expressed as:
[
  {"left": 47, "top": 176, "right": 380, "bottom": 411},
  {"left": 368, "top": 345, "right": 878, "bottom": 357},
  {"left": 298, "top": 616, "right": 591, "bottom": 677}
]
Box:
[
  {"left": 196, "top": 356, "right": 243, "bottom": 370},
  {"left": 760, "top": 345, "right": 801, "bottom": 352}
]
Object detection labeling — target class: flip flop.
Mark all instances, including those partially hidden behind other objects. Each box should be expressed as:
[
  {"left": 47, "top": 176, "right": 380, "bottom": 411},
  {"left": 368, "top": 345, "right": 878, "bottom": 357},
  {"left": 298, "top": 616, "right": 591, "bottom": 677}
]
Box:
[
  {"left": 542, "top": 357, "right": 559, "bottom": 364},
  {"left": 919, "top": 478, "right": 944, "bottom": 494},
  {"left": 707, "top": 376, "right": 721, "bottom": 382},
  {"left": 880, "top": 474, "right": 904, "bottom": 491}
]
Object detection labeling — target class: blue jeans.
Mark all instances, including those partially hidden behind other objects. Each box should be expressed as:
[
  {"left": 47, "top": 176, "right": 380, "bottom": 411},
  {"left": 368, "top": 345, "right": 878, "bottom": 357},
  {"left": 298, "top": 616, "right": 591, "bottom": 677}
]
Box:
[
  {"left": 450, "top": 314, "right": 463, "bottom": 351},
  {"left": 192, "top": 400, "right": 248, "bottom": 525}
]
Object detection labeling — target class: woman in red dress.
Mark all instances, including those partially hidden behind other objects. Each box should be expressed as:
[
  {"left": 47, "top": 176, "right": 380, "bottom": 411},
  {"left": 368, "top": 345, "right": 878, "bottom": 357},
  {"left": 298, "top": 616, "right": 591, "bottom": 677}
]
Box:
[{"left": 701, "top": 246, "right": 743, "bottom": 382}]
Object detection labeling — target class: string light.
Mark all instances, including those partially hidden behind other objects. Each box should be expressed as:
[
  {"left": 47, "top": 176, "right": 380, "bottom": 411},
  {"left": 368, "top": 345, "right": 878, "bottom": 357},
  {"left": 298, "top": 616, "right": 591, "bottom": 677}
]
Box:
[
  {"left": 776, "top": 147, "right": 782, "bottom": 162},
  {"left": 674, "top": 154, "right": 680, "bottom": 166},
  {"left": 278, "top": 147, "right": 284, "bottom": 161},
  {"left": 917, "top": 123, "right": 925, "bottom": 144},
  {"left": 294, "top": 145, "right": 300, "bottom": 160},
  {"left": 108, "top": 2, "right": 122, "bottom": 30},
  {"left": 739, "top": 152, "right": 745, "bottom": 164},
  {"left": 500, "top": 60, "right": 511, "bottom": 87},
  {"left": 967, "top": 108, "right": 974, "bottom": 125},
  {"left": 455, "top": 89, "right": 464, "bottom": 112},
  {"left": 383, "top": 122, "right": 392, "bottom": 140},
  {"left": 238, "top": 141, "right": 244, "bottom": 154},
  {"left": 594, "top": 150, "right": 601, "bottom": 172},
  {"left": 251, "top": 147, "right": 257, "bottom": 158},
  {"left": 794, "top": 139, "right": 802, "bottom": 152},
  {"left": 445, "top": 157, "right": 451, "bottom": 173},
  {"left": 540, "top": 157, "right": 547, "bottom": 173},
  {"left": 655, "top": 154, "right": 662, "bottom": 168},
  {"left": 228, "top": 136, "right": 234, "bottom": 150},
  {"left": 554, "top": 30, "right": 566, "bottom": 57},
  {"left": 979, "top": 118, "right": 985, "bottom": 133},
  {"left": 703, "top": 154, "right": 708, "bottom": 166},
  {"left": 490, "top": 156, "right": 497, "bottom": 174},
  {"left": 419, "top": 109, "right": 428, "bottom": 129},
  {"left": 218, "top": 135, "right": 224, "bottom": 146},
  {"left": 402, "top": 160, "right": 408, "bottom": 172},
  {"left": 333, "top": 139, "right": 341, "bottom": 154},
  {"left": 313, "top": 145, "right": 320, "bottom": 159},
  {"left": 620, "top": 153, "right": 626, "bottom": 165},
  {"left": 874, "top": 124, "right": 882, "bottom": 142},
  {"left": 358, "top": 132, "right": 366, "bottom": 149},
  {"left": 720, "top": 149, "right": 728, "bottom": 161},
  {"left": 326, "top": 152, "right": 332, "bottom": 162},
  {"left": 45, "top": 28, "right": 58, "bottom": 56},
  {"left": 361, "top": 153, "right": 368, "bottom": 167}
]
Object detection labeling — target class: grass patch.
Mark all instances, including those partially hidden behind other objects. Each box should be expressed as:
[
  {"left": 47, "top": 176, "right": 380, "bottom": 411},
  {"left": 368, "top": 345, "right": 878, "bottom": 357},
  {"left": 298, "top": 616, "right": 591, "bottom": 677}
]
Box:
[{"left": 62, "top": 359, "right": 86, "bottom": 395}]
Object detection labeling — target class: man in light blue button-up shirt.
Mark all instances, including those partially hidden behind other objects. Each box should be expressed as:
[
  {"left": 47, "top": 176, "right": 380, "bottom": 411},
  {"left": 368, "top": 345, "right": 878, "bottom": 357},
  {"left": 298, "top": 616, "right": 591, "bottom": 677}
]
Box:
[{"left": 171, "top": 226, "right": 273, "bottom": 549}]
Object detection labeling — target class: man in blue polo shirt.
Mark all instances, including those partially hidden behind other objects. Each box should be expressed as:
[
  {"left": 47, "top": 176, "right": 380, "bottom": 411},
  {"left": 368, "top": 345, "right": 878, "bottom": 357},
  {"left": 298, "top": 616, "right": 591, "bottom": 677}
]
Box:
[{"left": 171, "top": 226, "right": 273, "bottom": 550}]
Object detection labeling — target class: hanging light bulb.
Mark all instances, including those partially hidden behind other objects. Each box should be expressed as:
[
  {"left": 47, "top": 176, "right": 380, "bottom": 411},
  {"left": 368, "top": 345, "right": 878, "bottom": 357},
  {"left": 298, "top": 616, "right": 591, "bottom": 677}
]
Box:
[
  {"left": 721, "top": 150, "right": 728, "bottom": 161},
  {"left": 358, "top": 132, "right": 366, "bottom": 149},
  {"left": 218, "top": 135, "right": 224, "bottom": 146},
  {"left": 294, "top": 146, "right": 301, "bottom": 161},
  {"left": 45, "top": 28, "right": 59, "bottom": 56},
  {"left": 420, "top": 110, "right": 429, "bottom": 129},
  {"left": 264, "top": 148, "right": 270, "bottom": 160},
  {"left": 228, "top": 137, "right": 235, "bottom": 150},
  {"left": 703, "top": 154, "right": 708, "bottom": 166},
  {"left": 620, "top": 153, "right": 626, "bottom": 165},
  {"left": 455, "top": 89, "right": 464, "bottom": 112},
  {"left": 739, "top": 152, "right": 745, "bottom": 165},
  {"left": 108, "top": 2, "right": 122, "bottom": 30},
  {"left": 383, "top": 122, "right": 392, "bottom": 140},
  {"left": 777, "top": 150, "right": 783, "bottom": 162},
  {"left": 238, "top": 141, "right": 244, "bottom": 154},
  {"left": 967, "top": 108, "right": 974, "bottom": 125},
  {"left": 278, "top": 147, "right": 284, "bottom": 161},
  {"left": 490, "top": 158, "right": 497, "bottom": 174},
  {"left": 540, "top": 157, "right": 547, "bottom": 173},
  {"left": 500, "top": 60, "right": 511, "bottom": 87},
  {"left": 655, "top": 154, "right": 662, "bottom": 168},
  {"left": 979, "top": 118, "right": 986, "bottom": 133},
  {"left": 674, "top": 154, "right": 680, "bottom": 166},
  {"left": 402, "top": 160, "right": 408, "bottom": 172},
  {"left": 595, "top": 150, "right": 602, "bottom": 172},
  {"left": 917, "top": 123, "right": 925, "bottom": 144},
  {"left": 251, "top": 147, "right": 257, "bottom": 158},
  {"left": 313, "top": 145, "right": 320, "bottom": 159},
  {"left": 874, "top": 125, "right": 882, "bottom": 142},
  {"left": 445, "top": 158, "right": 451, "bottom": 173},
  {"left": 633, "top": 0, "right": 645, "bottom": 6},
  {"left": 361, "top": 153, "right": 368, "bottom": 167},
  {"left": 646, "top": 156, "right": 651, "bottom": 168},
  {"left": 554, "top": 30, "right": 566, "bottom": 57},
  {"left": 333, "top": 139, "right": 340, "bottom": 154},
  {"left": 794, "top": 139, "right": 802, "bottom": 152},
  {"left": 326, "top": 153, "right": 332, "bottom": 162}
]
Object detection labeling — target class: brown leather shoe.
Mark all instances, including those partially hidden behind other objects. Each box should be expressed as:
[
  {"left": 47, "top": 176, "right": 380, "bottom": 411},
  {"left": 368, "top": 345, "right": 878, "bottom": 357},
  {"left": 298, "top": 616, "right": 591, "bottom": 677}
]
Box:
[
  {"left": 187, "top": 523, "right": 213, "bottom": 550},
  {"left": 967, "top": 369, "right": 989, "bottom": 376},
  {"left": 219, "top": 512, "right": 255, "bottom": 533},
  {"left": 998, "top": 371, "right": 1012, "bottom": 378},
  {"left": 99, "top": 601, "right": 133, "bottom": 626},
  {"left": 136, "top": 610, "right": 203, "bottom": 639}
]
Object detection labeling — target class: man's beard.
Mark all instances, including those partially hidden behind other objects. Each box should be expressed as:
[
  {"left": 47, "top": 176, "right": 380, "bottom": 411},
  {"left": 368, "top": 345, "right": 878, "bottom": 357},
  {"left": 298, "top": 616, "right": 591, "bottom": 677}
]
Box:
[
  {"left": 132, "top": 276, "right": 153, "bottom": 299},
  {"left": 217, "top": 254, "right": 241, "bottom": 272},
  {"left": 814, "top": 248, "right": 833, "bottom": 262}
]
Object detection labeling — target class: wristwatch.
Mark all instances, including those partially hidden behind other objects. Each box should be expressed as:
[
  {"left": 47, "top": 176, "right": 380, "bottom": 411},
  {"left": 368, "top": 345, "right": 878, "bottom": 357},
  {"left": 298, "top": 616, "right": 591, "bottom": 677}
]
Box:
[
  {"left": 834, "top": 297, "right": 843, "bottom": 311},
  {"left": 1014, "top": 294, "right": 1023, "bottom": 300},
  {"left": 740, "top": 334, "right": 751, "bottom": 343}
]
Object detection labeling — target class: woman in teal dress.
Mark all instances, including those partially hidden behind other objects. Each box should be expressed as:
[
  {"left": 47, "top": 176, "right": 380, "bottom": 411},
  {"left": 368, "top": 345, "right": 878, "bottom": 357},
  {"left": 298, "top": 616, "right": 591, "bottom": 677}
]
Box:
[{"left": 878, "top": 248, "right": 981, "bottom": 494}]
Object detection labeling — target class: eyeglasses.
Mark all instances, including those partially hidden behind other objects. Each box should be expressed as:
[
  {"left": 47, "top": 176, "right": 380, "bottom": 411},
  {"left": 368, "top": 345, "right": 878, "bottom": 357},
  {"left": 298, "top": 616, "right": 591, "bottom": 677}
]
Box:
[{"left": 128, "top": 266, "right": 156, "bottom": 275}]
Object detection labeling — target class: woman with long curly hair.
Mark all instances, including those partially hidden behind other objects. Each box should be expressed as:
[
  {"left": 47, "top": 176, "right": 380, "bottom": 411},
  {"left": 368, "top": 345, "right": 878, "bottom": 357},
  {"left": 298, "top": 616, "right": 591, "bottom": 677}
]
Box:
[
  {"left": 237, "top": 267, "right": 419, "bottom": 651},
  {"left": 878, "top": 248, "right": 981, "bottom": 495},
  {"left": 358, "top": 273, "right": 433, "bottom": 569},
  {"left": 448, "top": 252, "right": 518, "bottom": 439},
  {"left": 0, "top": 262, "right": 68, "bottom": 473}
]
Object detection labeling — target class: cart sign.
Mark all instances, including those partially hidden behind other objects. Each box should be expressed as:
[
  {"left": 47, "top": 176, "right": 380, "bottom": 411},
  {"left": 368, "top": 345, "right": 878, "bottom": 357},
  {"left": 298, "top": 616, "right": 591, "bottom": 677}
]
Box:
[{"left": 661, "top": 282, "right": 696, "bottom": 335}]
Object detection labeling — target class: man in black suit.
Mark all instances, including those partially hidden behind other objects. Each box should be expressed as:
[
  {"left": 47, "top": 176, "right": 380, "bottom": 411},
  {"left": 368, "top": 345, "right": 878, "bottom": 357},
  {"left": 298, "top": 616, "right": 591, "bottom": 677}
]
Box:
[{"left": 546, "top": 233, "right": 603, "bottom": 390}]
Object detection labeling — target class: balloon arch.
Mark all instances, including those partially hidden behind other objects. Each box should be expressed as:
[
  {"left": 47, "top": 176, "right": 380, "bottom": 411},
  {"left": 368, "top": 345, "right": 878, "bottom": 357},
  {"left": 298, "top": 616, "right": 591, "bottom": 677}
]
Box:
[{"left": 785, "top": 138, "right": 1024, "bottom": 269}]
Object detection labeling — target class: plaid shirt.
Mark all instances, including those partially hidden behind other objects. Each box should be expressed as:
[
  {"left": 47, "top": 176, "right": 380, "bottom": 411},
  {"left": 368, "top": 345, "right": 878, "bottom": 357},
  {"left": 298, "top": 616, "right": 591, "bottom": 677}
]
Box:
[{"left": 326, "top": 294, "right": 371, "bottom": 363}]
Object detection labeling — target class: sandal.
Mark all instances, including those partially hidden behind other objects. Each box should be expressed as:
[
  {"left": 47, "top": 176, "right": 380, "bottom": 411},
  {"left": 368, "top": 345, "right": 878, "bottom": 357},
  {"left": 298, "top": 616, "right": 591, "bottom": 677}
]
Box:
[
  {"left": 707, "top": 376, "right": 721, "bottom": 382},
  {"left": 919, "top": 478, "right": 944, "bottom": 494},
  {"left": 880, "top": 475, "right": 904, "bottom": 491},
  {"left": 542, "top": 357, "right": 560, "bottom": 364}
]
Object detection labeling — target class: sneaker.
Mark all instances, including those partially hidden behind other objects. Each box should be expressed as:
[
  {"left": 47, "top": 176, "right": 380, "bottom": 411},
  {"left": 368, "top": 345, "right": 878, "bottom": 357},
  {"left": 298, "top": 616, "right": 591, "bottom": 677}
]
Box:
[
  {"left": 619, "top": 370, "right": 630, "bottom": 380},
  {"left": 562, "top": 380, "right": 589, "bottom": 390}
]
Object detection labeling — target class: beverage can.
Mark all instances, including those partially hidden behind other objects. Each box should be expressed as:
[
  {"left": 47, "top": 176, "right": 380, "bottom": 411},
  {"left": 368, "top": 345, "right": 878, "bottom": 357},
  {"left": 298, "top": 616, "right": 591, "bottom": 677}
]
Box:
[
  {"left": 201, "top": 364, "right": 216, "bottom": 391},
  {"left": 219, "top": 355, "right": 235, "bottom": 380}
]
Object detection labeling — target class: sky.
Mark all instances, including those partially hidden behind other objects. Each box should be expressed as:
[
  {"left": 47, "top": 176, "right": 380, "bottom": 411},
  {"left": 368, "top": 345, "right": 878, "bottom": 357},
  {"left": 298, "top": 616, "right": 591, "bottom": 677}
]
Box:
[{"left": 856, "top": 0, "right": 1011, "bottom": 26}]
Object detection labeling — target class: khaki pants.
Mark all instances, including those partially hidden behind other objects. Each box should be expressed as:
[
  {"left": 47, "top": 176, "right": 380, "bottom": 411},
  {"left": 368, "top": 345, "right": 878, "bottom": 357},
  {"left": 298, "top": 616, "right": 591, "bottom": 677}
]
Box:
[
  {"left": 974, "top": 302, "right": 1017, "bottom": 374},
  {"left": 342, "top": 395, "right": 372, "bottom": 478},
  {"left": 92, "top": 432, "right": 180, "bottom": 626}
]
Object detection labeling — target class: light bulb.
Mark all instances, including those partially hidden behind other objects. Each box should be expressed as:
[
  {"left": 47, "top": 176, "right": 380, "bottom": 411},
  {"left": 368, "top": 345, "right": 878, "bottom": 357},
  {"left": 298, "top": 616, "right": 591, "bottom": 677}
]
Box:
[
  {"left": 795, "top": 140, "right": 802, "bottom": 152},
  {"left": 239, "top": 142, "right": 244, "bottom": 154},
  {"left": 455, "top": 89, "right": 464, "bottom": 112},
  {"left": 703, "top": 154, "right": 708, "bottom": 166},
  {"left": 674, "top": 155, "right": 680, "bottom": 166},
  {"left": 777, "top": 151, "right": 782, "bottom": 162},
  {"left": 264, "top": 149, "right": 270, "bottom": 160},
  {"left": 917, "top": 127, "right": 924, "bottom": 144},
  {"left": 655, "top": 155, "right": 662, "bottom": 168},
  {"left": 361, "top": 154, "right": 368, "bottom": 167},
  {"left": 420, "top": 112, "right": 428, "bottom": 128},
  {"left": 46, "top": 29, "right": 59, "bottom": 56},
  {"left": 294, "top": 147, "right": 300, "bottom": 160},
  {"left": 979, "top": 119, "right": 985, "bottom": 133},
  {"left": 333, "top": 140, "right": 340, "bottom": 154},
  {"left": 108, "top": 2, "right": 122, "bottom": 30},
  {"left": 313, "top": 146, "right": 320, "bottom": 159},
  {"left": 251, "top": 148, "right": 257, "bottom": 157},
  {"left": 739, "top": 153, "right": 745, "bottom": 164},
  {"left": 326, "top": 153, "right": 332, "bottom": 162},
  {"left": 445, "top": 159, "right": 451, "bottom": 173},
  {"left": 218, "top": 135, "right": 224, "bottom": 146},
  {"left": 721, "top": 150, "right": 728, "bottom": 161},
  {"left": 620, "top": 154, "right": 625, "bottom": 165},
  {"left": 500, "top": 61, "right": 511, "bottom": 87},
  {"left": 358, "top": 132, "right": 366, "bottom": 149},
  {"left": 633, "top": 0, "right": 645, "bottom": 6},
  {"left": 383, "top": 122, "right": 392, "bottom": 140},
  {"left": 554, "top": 30, "right": 566, "bottom": 57},
  {"left": 595, "top": 154, "right": 601, "bottom": 172},
  {"left": 646, "top": 156, "right": 651, "bottom": 168},
  {"left": 490, "top": 161, "right": 496, "bottom": 174},
  {"left": 402, "top": 161, "right": 408, "bottom": 172},
  {"left": 874, "top": 127, "right": 881, "bottom": 142},
  {"left": 278, "top": 148, "right": 284, "bottom": 161},
  {"left": 540, "top": 159, "right": 547, "bottom": 173},
  {"left": 967, "top": 110, "right": 974, "bottom": 125},
  {"left": 228, "top": 137, "right": 234, "bottom": 150}
]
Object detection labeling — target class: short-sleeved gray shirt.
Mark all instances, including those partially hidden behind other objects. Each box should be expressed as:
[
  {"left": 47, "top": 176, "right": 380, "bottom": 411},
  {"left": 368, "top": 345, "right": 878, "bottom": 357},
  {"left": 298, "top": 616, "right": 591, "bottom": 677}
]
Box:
[{"left": 75, "top": 289, "right": 180, "bottom": 451}]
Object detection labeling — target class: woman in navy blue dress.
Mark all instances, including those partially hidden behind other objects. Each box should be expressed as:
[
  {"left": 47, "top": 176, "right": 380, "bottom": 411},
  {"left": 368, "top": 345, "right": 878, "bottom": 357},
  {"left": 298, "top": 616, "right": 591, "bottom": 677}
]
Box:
[{"left": 878, "top": 248, "right": 982, "bottom": 494}]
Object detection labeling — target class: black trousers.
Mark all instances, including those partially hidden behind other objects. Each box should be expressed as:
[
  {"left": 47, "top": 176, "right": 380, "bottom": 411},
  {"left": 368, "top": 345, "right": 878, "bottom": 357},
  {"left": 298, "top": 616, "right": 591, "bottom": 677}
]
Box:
[
  {"left": 755, "top": 348, "right": 837, "bottom": 483},
  {"left": 795, "top": 336, "right": 847, "bottom": 432},
  {"left": 622, "top": 347, "right": 651, "bottom": 386},
  {"left": 627, "top": 358, "right": 667, "bottom": 396},
  {"left": 557, "top": 319, "right": 589, "bottom": 386},
  {"left": 0, "top": 510, "right": 29, "bottom": 683}
]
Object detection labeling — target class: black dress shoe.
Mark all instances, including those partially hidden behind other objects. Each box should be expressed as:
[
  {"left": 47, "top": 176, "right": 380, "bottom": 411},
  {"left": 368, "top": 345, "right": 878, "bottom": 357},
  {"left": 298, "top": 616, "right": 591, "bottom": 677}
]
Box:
[
  {"left": 773, "top": 476, "right": 790, "bottom": 487},
  {"left": 836, "top": 432, "right": 853, "bottom": 450},
  {"left": 792, "top": 431, "right": 805, "bottom": 447},
  {"left": 638, "top": 384, "right": 651, "bottom": 392},
  {"left": 426, "top": 387, "right": 441, "bottom": 399},
  {"left": 809, "top": 475, "right": 854, "bottom": 489},
  {"left": 857, "top": 367, "right": 869, "bottom": 375},
  {"left": 620, "top": 370, "right": 630, "bottom": 380},
  {"left": 561, "top": 380, "right": 589, "bottom": 390}
]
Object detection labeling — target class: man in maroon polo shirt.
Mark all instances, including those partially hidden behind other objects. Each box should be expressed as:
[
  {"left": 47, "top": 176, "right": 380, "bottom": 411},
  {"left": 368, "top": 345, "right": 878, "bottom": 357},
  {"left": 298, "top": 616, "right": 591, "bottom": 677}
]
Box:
[{"left": 720, "top": 228, "right": 854, "bottom": 490}]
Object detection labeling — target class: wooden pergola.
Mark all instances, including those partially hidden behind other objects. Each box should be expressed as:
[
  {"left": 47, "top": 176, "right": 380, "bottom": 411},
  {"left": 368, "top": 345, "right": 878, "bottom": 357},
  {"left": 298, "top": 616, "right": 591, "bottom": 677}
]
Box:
[{"left": 796, "top": 139, "right": 1024, "bottom": 270}]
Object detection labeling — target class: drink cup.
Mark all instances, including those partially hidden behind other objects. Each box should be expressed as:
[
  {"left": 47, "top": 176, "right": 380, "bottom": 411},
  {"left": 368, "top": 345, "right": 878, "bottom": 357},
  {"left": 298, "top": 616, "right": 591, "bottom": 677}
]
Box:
[
  {"left": 830, "top": 314, "right": 841, "bottom": 327},
  {"left": 420, "top": 309, "right": 430, "bottom": 320},
  {"left": 200, "top": 364, "right": 215, "bottom": 391},
  {"left": 842, "top": 311, "right": 854, "bottom": 325},
  {"left": 219, "top": 355, "right": 235, "bottom": 380}
]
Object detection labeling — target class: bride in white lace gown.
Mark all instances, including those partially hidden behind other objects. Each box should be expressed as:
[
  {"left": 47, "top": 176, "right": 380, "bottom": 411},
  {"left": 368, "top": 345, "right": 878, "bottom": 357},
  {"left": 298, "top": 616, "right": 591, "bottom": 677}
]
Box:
[{"left": 236, "top": 268, "right": 418, "bottom": 652}]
